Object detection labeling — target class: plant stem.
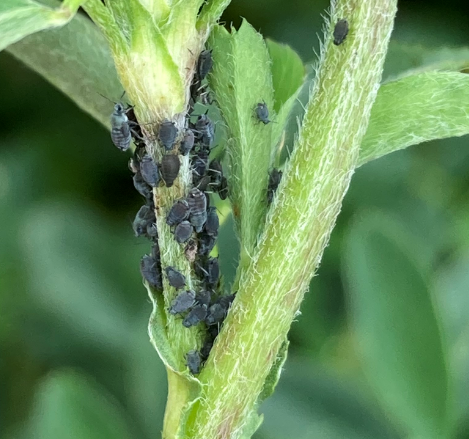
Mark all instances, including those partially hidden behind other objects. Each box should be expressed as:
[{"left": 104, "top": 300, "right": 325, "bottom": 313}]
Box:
[{"left": 184, "top": 1, "right": 398, "bottom": 438}]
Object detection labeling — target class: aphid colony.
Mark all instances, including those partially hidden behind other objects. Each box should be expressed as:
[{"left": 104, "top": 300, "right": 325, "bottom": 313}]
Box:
[{"left": 109, "top": 48, "right": 237, "bottom": 375}]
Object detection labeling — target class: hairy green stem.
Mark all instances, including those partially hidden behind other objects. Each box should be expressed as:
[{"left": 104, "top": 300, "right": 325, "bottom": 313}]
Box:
[{"left": 185, "top": 1, "right": 398, "bottom": 438}]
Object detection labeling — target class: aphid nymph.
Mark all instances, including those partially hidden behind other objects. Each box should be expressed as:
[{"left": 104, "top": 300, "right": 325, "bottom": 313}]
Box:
[
  {"left": 165, "top": 266, "right": 186, "bottom": 289},
  {"left": 111, "top": 103, "right": 132, "bottom": 151},
  {"left": 186, "top": 350, "right": 201, "bottom": 375},
  {"left": 255, "top": 101, "right": 271, "bottom": 125},
  {"left": 333, "top": 19, "right": 349, "bottom": 46},
  {"left": 197, "top": 49, "right": 213, "bottom": 81}
]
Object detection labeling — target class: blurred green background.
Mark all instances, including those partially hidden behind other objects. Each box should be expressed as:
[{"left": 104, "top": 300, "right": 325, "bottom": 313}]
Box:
[{"left": 1, "top": 1, "right": 469, "bottom": 438}]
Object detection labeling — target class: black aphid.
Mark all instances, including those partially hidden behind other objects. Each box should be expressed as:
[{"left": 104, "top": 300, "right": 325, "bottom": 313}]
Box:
[
  {"left": 205, "top": 303, "right": 226, "bottom": 326},
  {"left": 161, "top": 155, "right": 180, "bottom": 187},
  {"left": 111, "top": 103, "right": 132, "bottom": 151},
  {"left": 200, "top": 337, "right": 213, "bottom": 362},
  {"left": 146, "top": 223, "right": 158, "bottom": 240},
  {"left": 180, "top": 129, "right": 195, "bottom": 156},
  {"left": 333, "top": 19, "right": 349, "bottom": 46},
  {"left": 186, "top": 350, "right": 201, "bottom": 375},
  {"left": 218, "top": 176, "right": 228, "bottom": 200},
  {"left": 198, "top": 233, "right": 216, "bottom": 256},
  {"left": 140, "top": 154, "right": 160, "bottom": 187},
  {"left": 192, "top": 150, "right": 209, "bottom": 185},
  {"left": 151, "top": 242, "right": 160, "bottom": 262},
  {"left": 195, "top": 289, "right": 211, "bottom": 307},
  {"left": 195, "top": 113, "right": 215, "bottom": 148},
  {"left": 133, "top": 172, "right": 153, "bottom": 199},
  {"left": 184, "top": 239, "right": 198, "bottom": 263},
  {"left": 165, "top": 266, "right": 186, "bottom": 289},
  {"left": 140, "top": 254, "right": 162, "bottom": 289},
  {"left": 205, "top": 257, "right": 219, "bottom": 287},
  {"left": 204, "top": 207, "right": 219, "bottom": 236},
  {"left": 197, "top": 49, "right": 213, "bottom": 81},
  {"left": 166, "top": 200, "right": 190, "bottom": 227},
  {"left": 206, "top": 294, "right": 235, "bottom": 325},
  {"left": 187, "top": 188, "right": 207, "bottom": 232},
  {"left": 158, "top": 120, "right": 178, "bottom": 151},
  {"left": 267, "top": 168, "right": 283, "bottom": 205},
  {"left": 208, "top": 159, "right": 223, "bottom": 187},
  {"left": 133, "top": 205, "right": 156, "bottom": 237},
  {"left": 183, "top": 304, "right": 208, "bottom": 328},
  {"left": 255, "top": 102, "right": 271, "bottom": 125},
  {"left": 197, "top": 176, "right": 211, "bottom": 192},
  {"left": 174, "top": 221, "right": 193, "bottom": 244},
  {"left": 169, "top": 289, "right": 195, "bottom": 315}
]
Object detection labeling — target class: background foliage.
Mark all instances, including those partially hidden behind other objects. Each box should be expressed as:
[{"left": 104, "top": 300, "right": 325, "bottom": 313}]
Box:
[{"left": 1, "top": 0, "right": 469, "bottom": 438}]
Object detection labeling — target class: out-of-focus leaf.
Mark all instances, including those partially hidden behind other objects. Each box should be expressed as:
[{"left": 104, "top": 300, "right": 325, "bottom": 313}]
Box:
[
  {"left": 208, "top": 21, "right": 274, "bottom": 255},
  {"left": 257, "top": 358, "right": 399, "bottom": 439},
  {"left": 434, "top": 252, "right": 469, "bottom": 430},
  {"left": 0, "top": 0, "right": 81, "bottom": 52},
  {"left": 20, "top": 202, "right": 133, "bottom": 352},
  {"left": 384, "top": 41, "right": 469, "bottom": 82},
  {"left": 343, "top": 211, "right": 449, "bottom": 438},
  {"left": 27, "top": 370, "right": 135, "bottom": 439},
  {"left": 359, "top": 72, "right": 469, "bottom": 167},
  {"left": 266, "top": 39, "right": 305, "bottom": 113},
  {"left": 7, "top": 10, "right": 122, "bottom": 128}
]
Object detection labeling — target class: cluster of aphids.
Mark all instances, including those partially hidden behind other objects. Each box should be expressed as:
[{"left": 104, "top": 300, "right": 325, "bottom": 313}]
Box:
[{"left": 108, "top": 49, "right": 236, "bottom": 376}]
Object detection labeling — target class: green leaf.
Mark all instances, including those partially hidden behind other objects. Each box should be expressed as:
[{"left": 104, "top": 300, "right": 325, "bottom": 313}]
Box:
[
  {"left": 196, "top": 0, "right": 233, "bottom": 31},
  {"left": 266, "top": 39, "right": 304, "bottom": 113},
  {"left": 359, "top": 72, "right": 469, "bottom": 167},
  {"left": 7, "top": 10, "right": 122, "bottom": 129},
  {"left": 147, "top": 283, "right": 178, "bottom": 371},
  {"left": 384, "top": 41, "right": 469, "bottom": 82},
  {"left": 27, "top": 370, "right": 135, "bottom": 439},
  {"left": 0, "top": 0, "right": 81, "bottom": 52},
  {"left": 208, "top": 21, "right": 274, "bottom": 256},
  {"left": 266, "top": 39, "right": 304, "bottom": 163},
  {"left": 258, "top": 339, "right": 289, "bottom": 403},
  {"left": 343, "top": 211, "right": 449, "bottom": 438}
]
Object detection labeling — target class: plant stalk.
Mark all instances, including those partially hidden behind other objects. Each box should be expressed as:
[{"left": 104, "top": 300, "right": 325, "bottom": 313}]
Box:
[{"left": 183, "top": 1, "right": 398, "bottom": 438}]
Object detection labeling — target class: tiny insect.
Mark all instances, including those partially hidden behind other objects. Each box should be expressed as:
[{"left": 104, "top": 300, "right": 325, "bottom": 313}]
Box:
[
  {"left": 158, "top": 120, "right": 178, "bottom": 151},
  {"left": 146, "top": 223, "right": 158, "bottom": 240},
  {"left": 195, "top": 113, "right": 215, "bottom": 148},
  {"left": 174, "top": 220, "right": 193, "bottom": 244},
  {"left": 333, "top": 19, "right": 349, "bottom": 46},
  {"left": 205, "top": 302, "right": 226, "bottom": 326},
  {"left": 195, "top": 289, "right": 211, "bottom": 307},
  {"left": 165, "top": 266, "right": 186, "bottom": 289},
  {"left": 184, "top": 239, "right": 198, "bottom": 263},
  {"left": 111, "top": 103, "right": 132, "bottom": 151},
  {"left": 180, "top": 129, "right": 195, "bottom": 156},
  {"left": 186, "top": 350, "right": 201, "bottom": 375},
  {"left": 205, "top": 257, "right": 219, "bottom": 287},
  {"left": 140, "top": 254, "right": 162, "bottom": 289},
  {"left": 133, "top": 172, "right": 153, "bottom": 199},
  {"left": 166, "top": 200, "right": 190, "bottom": 227},
  {"left": 187, "top": 188, "right": 207, "bottom": 233},
  {"left": 208, "top": 159, "right": 223, "bottom": 187},
  {"left": 218, "top": 176, "right": 228, "bottom": 200},
  {"left": 200, "top": 337, "right": 213, "bottom": 362},
  {"left": 183, "top": 304, "right": 208, "bottom": 328},
  {"left": 197, "top": 49, "right": 213, "bottom": 81},
  {"left": 160, "top": 155, "right": 180, "bottom": 187},
  {"left": 198, "top": 232, "right": 216, "bottom": 256},
  {"left": 140, "top": 154, "right": 160, "bottom": 187},
  {"left": 169, "top": 289, "right": 196, "bottom": 315},
  {"left": 133, "top": 204, "right": 156, "bottom": 237},
  {"left": 192, "top": 150, "right": 209, "bottom": 185},
  {"left": 267, "top": 168, "right": 283, "bottom": 205},
  {"left": 196, "top": 175, "right": 211, "bottom": 192},
  {"left": 255, "top": 101, "right": 271, "bottom": 125},
  {"left": 151, "top": 242, "right": 161, "bottom": 263},
  {"left": 204, "top": 207, "right": 219, "bottom": 237}
]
